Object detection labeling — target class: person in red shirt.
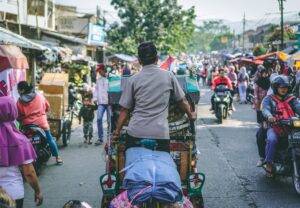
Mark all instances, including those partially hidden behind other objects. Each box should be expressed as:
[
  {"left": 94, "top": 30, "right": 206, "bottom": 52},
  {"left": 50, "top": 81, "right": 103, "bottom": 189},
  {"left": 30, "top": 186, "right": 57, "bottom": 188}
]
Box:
[
  {"left": 17, "top": 81, "right": 63, "bottom": 165},
  {"left": 210, "top": 68, "right": 234, "bottom": 111},
  {"left": 211, "top": 68, "right": 233, "bottom": 91}
]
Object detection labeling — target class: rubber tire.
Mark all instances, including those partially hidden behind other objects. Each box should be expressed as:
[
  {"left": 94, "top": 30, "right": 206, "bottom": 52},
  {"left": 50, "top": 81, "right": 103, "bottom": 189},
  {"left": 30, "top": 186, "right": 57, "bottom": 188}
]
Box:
[
  {"left": 190, "top": 194, "right": 205, "bottom": 208},
  {"left": 100, "top": 196, "right": 113, "bottom": 208},
  {"left": 217, "top": 105, "right": 223, "bottom": 124},
  {"left": 62, "top": 120, "right": 72, "bottom": 147}
]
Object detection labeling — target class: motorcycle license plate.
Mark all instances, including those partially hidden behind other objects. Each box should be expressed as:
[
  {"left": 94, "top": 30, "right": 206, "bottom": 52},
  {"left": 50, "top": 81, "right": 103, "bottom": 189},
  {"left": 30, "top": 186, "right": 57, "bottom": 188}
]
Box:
[
  {"left": 290, "top": 132, "right": 300, "bottom": 145},
  {"left": 217, "top": 92, "right": 225, "bottom": 96},
  {"left": 32, "top": 136, "right": 41, "bottom": 144}
]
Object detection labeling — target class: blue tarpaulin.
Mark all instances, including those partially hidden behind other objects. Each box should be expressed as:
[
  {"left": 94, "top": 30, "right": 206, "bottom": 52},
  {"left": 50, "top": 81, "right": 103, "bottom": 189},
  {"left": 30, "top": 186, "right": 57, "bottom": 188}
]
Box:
[{"left": 123, "top": 147, "right": 182, "bottom": 204}]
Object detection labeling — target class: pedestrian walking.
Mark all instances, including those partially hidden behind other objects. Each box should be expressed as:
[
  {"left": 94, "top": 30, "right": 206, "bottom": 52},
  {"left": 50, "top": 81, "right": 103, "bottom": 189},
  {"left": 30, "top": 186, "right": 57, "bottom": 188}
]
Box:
[
  {"left": 79, "top": 97, "right": 97, "bottom": 144},
  {"left": 254, "top": 65, "right": 270, "bottom": 124},
  {"left": 227, "top": 66, "right": 237, "bottom": 96},
  {"left": 237, "top": 67, "right": 249, "bottom": 104},
  {"left": 93, "top": 64, "right": 109, "bottom": 145},
  {"left": 0, "top": 95, "right": 43, "bottom": 208}
]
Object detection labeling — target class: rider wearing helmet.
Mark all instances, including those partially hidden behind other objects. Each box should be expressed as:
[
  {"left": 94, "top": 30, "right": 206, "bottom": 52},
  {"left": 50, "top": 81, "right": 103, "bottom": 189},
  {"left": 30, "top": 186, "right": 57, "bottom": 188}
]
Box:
[
  {"left": 262, "top": 75, "right": 300, "bottom": 176},
  {"left": 210, "top": 68, "right": 234, "bottom": 111}
]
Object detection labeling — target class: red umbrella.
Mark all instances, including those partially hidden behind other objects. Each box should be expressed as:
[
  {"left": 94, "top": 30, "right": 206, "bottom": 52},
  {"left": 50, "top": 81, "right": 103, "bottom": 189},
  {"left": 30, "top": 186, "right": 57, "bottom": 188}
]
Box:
[{"left": 0, "top": 45, "right": 29, "bottom": 72}]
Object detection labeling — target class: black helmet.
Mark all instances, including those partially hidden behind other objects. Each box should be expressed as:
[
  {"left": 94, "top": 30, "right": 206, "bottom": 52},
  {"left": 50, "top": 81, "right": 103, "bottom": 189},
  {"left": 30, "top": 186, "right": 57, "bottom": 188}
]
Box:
[
  {"left": 257, "top": 65, "right": 267, "bottom": 74},
  {"left": 271, "top": 75, "right": 290, "bottom": 95}
]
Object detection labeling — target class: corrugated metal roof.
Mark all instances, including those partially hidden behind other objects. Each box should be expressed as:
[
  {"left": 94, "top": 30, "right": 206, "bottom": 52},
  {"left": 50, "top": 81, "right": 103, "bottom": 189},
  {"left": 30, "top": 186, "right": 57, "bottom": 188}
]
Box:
[
  {"left": 42, "top": 30, "right": 88, "bottom": 45},
  {"left": 0, "top": 27, "right": 47, "bottom": 50}
]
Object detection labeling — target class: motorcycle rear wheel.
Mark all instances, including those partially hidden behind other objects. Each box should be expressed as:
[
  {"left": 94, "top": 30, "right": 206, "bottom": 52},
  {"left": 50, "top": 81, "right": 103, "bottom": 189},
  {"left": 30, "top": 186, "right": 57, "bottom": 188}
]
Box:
[{"left": 293, "top": 174, "right": 300, "bottom": 195}]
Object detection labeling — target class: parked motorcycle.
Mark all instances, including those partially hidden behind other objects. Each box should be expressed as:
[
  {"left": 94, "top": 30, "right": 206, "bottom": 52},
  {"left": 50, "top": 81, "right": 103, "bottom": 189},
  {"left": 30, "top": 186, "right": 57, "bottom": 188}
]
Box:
[
  {"left": 213, "top": 85, "right": 231, "bottom": 123},
  {"left": 21, "top": 125, "right": 51, "bottom": 175},
  {"left": 262, "top": 117, "right": 300, "bottom": 194},
  {"left": 246, "top": 83, "right": 254, "bottom": 104}
]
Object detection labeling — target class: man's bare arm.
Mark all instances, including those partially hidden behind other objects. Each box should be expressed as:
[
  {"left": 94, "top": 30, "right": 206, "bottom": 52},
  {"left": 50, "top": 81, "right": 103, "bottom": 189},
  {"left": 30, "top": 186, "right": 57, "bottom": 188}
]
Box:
[
  {"left": 178, "top": 98, "right": 197, "bottom": 121},
  {"left": 113, "top": 107, "right": 129, "bottom": 139}
]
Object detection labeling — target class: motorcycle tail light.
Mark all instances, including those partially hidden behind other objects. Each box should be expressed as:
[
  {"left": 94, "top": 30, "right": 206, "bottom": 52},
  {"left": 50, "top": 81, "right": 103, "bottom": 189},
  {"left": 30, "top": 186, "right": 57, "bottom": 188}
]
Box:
[{"left": 294, "top": 120, "right": 300, "bottom": 127}]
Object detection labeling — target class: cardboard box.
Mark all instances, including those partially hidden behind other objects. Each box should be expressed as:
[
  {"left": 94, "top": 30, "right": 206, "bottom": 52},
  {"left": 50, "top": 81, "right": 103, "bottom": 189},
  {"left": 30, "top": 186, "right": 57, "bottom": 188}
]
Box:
[
  {"left": 44, "top": 93, "right": 64, "bottom": 119},
  {"left": 39, "top": 73, "right": 69, "bottom": 109}
]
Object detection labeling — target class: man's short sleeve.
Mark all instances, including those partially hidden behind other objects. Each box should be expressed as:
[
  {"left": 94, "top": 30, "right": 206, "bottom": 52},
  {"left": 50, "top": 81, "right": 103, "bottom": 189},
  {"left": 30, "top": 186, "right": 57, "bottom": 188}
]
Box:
[
  {"left": 170, "top": 73, "right": 185, "bottom": 102},
  {"left": 119, "top": 78, "right": 134, "bottom": 109}
]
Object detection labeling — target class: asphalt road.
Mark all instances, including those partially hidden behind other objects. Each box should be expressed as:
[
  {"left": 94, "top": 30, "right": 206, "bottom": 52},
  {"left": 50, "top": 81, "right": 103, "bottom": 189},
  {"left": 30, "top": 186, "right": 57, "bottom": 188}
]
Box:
[{"left": 24, "top": 88, "right": 300, "bottom": 208}]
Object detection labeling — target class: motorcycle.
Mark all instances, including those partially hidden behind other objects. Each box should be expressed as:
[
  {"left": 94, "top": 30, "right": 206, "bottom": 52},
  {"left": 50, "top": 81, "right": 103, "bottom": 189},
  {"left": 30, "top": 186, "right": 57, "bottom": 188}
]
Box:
[
  {"left": 262, "top": 117, "right": 300, "bottom": 194},
  {"left": 213, "top": 85, "right": 231, "bottom": 123},
  {"left": 246, "top": 83, "right": 254, "bottom": 104},
  {"left": 21, "top": 124, "right": 51, "bottom": 175}
]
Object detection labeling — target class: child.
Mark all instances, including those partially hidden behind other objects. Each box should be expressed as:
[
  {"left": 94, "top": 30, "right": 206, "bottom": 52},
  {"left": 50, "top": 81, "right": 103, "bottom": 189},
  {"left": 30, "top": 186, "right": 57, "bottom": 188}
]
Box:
[{"left": 79, "top": 97, "right": 97, "bottom": 144}]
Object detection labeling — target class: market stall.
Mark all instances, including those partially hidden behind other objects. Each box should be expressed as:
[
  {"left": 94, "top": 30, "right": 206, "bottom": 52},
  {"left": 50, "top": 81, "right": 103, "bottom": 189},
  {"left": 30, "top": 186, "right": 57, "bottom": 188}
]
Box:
[{"left": 0, "top": 45, "right": 28, "bottom": 100}]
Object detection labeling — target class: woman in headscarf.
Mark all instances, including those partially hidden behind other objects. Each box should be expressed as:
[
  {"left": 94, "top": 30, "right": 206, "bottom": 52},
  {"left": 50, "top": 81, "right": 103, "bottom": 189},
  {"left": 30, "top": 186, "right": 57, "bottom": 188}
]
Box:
[
  {"left": 227, "top": 65, "right": 238, "bottom": 97},
  {"left": 0, "top": 95, "right": 43, "bottom": 208},
  {"left": 254, "top": 65, "right": 270, "bottom": 124},
  {"left": 237, "top": 67, "right": 249, "bottom": 104}
]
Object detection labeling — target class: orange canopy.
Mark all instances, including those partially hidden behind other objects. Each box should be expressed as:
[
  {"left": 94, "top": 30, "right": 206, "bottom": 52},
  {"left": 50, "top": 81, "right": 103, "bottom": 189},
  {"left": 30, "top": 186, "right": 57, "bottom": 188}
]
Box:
[{"left": 0, "top": 45, "right": 29, "bottom": 72}]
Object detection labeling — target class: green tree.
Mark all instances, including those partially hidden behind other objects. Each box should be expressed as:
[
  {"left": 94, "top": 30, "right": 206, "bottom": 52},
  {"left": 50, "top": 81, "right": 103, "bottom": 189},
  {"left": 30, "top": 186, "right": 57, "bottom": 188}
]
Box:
[
  {"left": 187, "top": 20, "right": 234, "bottom": 53},
  {"left": 107, "top": 0, "right": 196, "bottom": 54},
  {"left": 253, "top": 44, "right": 267, "bottom": 56}
]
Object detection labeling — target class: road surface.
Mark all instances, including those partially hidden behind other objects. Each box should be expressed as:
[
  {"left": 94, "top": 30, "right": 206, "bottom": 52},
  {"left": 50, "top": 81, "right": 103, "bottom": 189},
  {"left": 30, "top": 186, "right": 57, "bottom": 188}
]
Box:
[{"left": 24, "top": 88, "right": 300, "bottom": 207}]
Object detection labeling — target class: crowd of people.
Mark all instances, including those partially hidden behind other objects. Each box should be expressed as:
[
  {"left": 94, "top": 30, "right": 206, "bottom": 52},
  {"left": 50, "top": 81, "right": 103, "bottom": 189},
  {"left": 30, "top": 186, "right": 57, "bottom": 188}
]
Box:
[
  {"left": 1, "top": 39, "right": 300, "bottom": 207},
  {"left": 194, "top": 54, "right": 300, "bottom": 177}
]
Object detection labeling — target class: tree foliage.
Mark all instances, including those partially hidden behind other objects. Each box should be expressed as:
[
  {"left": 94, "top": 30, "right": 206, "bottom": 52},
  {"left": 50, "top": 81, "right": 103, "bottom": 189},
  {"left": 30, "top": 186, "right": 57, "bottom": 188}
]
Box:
[
  {"left": 107, "top": 0, "right": 196, "bottom": 55},
  {"left": 187, "top": 20, "right": 234, "bottom": 53},
  {"left": 253, "top": 44, "right": 267, "bottom": 56}
]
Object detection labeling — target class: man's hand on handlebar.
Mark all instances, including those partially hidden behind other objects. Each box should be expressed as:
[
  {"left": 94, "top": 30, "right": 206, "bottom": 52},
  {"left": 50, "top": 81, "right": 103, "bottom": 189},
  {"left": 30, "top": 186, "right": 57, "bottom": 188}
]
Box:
[
  {"left": 268, "top": 116, "right": 276, "bottom": 123},
  {"left": 189, "top": 111, "right": 197, "bottom": 121},
  {"left": 112, "top": 130, "right": 120, "bottom": 141}
]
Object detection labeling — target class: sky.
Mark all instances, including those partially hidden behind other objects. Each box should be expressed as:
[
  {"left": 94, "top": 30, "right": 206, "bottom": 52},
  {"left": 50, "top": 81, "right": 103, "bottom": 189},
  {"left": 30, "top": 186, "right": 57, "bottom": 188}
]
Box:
[{"left": 57, "top": 0, "right": 300, "bottom": 22}]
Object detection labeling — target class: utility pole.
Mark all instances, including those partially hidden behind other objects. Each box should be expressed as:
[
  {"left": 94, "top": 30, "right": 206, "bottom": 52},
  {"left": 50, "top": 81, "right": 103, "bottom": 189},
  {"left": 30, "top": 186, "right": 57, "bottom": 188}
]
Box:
[
  {"left": 278, "top": 0, "right": 285, "bottom": 50},
  {"left": 17, "top": 0, "right": 22, "bottom": 35},
  {"left": 242, "top": 12, "right": 246, "bottom": 53}
]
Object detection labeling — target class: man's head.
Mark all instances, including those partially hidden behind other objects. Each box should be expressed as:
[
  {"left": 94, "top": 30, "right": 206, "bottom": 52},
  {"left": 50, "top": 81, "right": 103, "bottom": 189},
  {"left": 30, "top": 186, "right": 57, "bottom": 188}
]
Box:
[
  {"left": 271, "top": 75, "right": 290, "bottom": 97},
  {"left": 97, "top": 64, "right": 107, "bottom": 77},
  {"left": 83, "top": 97, "right": 91, "bottom": 105},
  {"left": 138, "top": 42, "right": 158, "bottom": 66},
  {"left": 17, "top": 81, "right": 33, "bottom": 95},
  {"left": 218, "top": 68, "right": 226, "bottom": 77}
]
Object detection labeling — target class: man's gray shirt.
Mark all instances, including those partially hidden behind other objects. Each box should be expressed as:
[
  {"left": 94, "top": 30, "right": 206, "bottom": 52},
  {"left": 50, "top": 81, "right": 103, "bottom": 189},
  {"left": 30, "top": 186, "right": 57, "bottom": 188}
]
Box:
[{"left": 119, "top": 64, "right": 185, "bottom": 139}]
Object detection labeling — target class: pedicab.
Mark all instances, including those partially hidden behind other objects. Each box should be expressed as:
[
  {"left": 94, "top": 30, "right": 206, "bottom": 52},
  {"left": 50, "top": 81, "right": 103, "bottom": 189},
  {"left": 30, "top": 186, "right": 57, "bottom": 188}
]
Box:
[{"left": 99, "top": 73, "right": 205, "bottom": 207}]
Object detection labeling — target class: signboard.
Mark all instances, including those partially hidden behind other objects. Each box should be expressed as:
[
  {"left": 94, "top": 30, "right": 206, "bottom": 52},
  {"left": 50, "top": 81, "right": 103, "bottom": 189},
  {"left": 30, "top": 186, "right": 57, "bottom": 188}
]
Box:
[
  {"left": 57, "top": 17, "right": 89, "bottom": 34},
  {"left": 87, "top": 23, "right": 106, "bottom": 46}
]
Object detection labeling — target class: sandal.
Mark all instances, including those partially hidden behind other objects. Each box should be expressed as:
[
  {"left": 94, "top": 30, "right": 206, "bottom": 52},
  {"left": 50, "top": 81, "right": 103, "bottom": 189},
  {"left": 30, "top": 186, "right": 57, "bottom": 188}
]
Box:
[
  {"left": 265, "top": 164, "right": 274, "bottom": 178},
  {"left": 56, "top": 157, "right": 63, "bottom": 165}
]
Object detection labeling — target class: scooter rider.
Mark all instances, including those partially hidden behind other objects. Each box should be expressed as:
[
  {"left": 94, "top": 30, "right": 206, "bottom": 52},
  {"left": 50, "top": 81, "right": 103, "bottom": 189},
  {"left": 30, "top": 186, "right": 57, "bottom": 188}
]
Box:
[
  {"left": 113, "top": 42, "right": 196, "bottom": 149},
  {"left": 262, "top": 75, "right": 300, "bottom": 176},
  {"left": 210, "top": 68, "right": 234, "bottom": 111}
]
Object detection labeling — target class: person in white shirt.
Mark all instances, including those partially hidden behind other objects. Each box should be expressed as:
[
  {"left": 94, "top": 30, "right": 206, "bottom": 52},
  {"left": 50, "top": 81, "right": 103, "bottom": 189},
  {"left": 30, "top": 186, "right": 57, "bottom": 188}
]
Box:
[{"left": 93, "top": 64, "right": 109, "bottom": 145}]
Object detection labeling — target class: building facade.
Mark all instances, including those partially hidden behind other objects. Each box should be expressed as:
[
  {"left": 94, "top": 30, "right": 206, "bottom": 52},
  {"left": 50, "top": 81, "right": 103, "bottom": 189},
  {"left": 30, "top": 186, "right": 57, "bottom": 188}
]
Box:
[{"left": 0, "top": 0, "right": 55, "bottom": 30}]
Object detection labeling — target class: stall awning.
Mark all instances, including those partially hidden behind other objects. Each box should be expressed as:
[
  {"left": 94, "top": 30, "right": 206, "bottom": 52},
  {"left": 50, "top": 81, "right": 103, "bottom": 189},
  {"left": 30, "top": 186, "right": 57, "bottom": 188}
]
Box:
[
  {"left": 0, "top": 45, "right": 29, "bottom": 72},
  {"left": 108, "top": 54, "right": 138, "bottom": 62},
  {"left": 0, "top": 27, "right": 47, "bottom": 50},
  {"left": 42, "top": 30, "right": 88, "bottom": 45}
]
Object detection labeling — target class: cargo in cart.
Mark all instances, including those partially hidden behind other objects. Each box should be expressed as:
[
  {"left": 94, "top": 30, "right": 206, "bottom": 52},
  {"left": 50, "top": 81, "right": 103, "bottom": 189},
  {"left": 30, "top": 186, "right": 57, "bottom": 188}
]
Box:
[{"left": 39, "top": 73, "right": 73, "bottom": 147}]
